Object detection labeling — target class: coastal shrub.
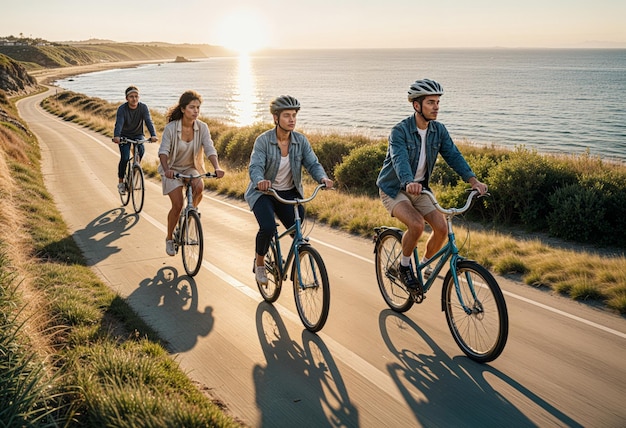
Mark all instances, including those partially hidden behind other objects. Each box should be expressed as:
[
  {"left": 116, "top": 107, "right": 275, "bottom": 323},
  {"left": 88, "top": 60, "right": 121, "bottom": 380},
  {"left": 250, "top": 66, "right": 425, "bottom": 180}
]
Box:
[
  {"left": 334, "top": 143, "right": 387, "bottom": 196},
  {"left": 486, "top": 147, "right": 576, "bottom": 229},
  {"left": 545, "top": 163, "right": 626, "bottom": 246},
  {"left": 224, "top": 123, "right": 272, "bottom": 168},
  {"left": 214, "top": 128, "right": 238, "bottom": 159},
  {"left": 547, "top": 184, "right": 606, "bottom": 243},
  {"left": 309, "top": 135, "right": 356, "bottom": 179}
]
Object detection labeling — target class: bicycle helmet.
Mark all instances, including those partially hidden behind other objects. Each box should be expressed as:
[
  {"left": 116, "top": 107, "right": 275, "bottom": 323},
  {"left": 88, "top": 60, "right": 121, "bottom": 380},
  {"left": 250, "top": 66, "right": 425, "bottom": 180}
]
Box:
[
  {"left": 270, "top": 95, "right": 301, "bottom": 115},
  {"left": 407, "top": 79, "right": 444, "bottom": 101}
]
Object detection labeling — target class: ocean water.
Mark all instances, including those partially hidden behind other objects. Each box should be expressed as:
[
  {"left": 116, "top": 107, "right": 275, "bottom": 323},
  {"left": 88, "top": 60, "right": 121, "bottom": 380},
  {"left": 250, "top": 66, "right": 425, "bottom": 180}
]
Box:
[{"left": 55, "top": 49, "right": 626, "bottom": 162}]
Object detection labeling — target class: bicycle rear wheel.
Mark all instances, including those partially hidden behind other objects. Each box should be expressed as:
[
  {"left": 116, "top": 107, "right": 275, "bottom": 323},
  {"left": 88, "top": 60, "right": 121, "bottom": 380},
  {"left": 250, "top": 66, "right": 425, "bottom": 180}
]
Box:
[
  {"left": 258, "top": 241, "right": 283, "bottom": 302},
  {"left": 443, "top": 260, "right": 508, "bottom": 363},
  {"left": 180, "top": 210, "right": 203, "bottom": 277},
  {"left": 131, "top": 165, "right": 145, "bottom": 213},
  {"left": 375, "top": 229, "right": 413, "bottom": 312},
  {"left": 119, "top": 162, "right": 131, "bottom": 206},
  {"left": 293, "top": 246, "right": 330, "bottom": 332}
]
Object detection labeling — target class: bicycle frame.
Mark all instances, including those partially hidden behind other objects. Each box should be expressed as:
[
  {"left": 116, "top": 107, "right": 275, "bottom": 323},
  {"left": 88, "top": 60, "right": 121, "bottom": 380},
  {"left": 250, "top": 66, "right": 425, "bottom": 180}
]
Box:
[
  {"left": 408, "top": 190, "right": 482, "bottom": 313},
  {"left": 174, "top": 172, "right": 216, "bottom": 225},
  {"left": 263, "top": 184, "right": 326, "bottom": 287},
  {"left": 271, "top": 209, "right": 306, "bottom": 284}
]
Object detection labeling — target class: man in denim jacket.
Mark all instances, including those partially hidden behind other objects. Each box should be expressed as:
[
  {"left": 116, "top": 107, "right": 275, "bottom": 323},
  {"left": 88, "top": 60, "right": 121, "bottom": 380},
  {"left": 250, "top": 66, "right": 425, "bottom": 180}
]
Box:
[{"left": 376, "top": 79, "right": 488, "bottom": 289}]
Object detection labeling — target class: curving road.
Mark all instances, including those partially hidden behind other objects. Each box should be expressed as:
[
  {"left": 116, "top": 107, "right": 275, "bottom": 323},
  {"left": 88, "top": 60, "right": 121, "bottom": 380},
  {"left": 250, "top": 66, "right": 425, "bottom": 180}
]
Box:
[{"left": 17, "top": 88, "right": 626, "bottom": 427}]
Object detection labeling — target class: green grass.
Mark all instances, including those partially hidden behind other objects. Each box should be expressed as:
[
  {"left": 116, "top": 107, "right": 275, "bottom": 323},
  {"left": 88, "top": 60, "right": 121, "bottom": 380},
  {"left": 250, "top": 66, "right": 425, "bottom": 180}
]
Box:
[{"left": 1, "top": 93, "right": 243, "bottom": 426}]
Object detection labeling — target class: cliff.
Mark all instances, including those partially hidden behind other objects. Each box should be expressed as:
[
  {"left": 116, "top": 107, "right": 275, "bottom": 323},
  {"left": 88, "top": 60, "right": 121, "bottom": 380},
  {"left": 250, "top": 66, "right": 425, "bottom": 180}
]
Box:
[
  {"left": 0, "top": 53, "right": 37, "bottom": 96},
  {"left": 0, "top": 42, "right": 232, "bottom": 70}
]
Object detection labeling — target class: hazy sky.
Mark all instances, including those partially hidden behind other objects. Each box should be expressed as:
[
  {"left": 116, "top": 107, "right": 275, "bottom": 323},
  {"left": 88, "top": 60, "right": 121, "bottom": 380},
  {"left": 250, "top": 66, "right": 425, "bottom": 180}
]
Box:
[{"left": 2, "top": 0, "right": 625, "bottom": 50}]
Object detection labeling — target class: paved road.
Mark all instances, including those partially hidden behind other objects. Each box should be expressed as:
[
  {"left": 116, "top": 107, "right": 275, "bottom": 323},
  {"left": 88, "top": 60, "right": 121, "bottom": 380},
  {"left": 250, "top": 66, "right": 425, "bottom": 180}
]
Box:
[{"left": 17, "top": 88, "right": 626, "bottom": 427}]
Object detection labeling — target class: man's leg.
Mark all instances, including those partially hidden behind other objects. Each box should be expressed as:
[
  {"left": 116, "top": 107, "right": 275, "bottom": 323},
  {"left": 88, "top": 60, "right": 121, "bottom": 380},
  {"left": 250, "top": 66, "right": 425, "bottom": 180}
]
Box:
[
  {"left": 423, "top": 210, "right": 447, "bottom": 259},
  {"left": 392, "top": 200, "right": 425, "bottom": 257}
]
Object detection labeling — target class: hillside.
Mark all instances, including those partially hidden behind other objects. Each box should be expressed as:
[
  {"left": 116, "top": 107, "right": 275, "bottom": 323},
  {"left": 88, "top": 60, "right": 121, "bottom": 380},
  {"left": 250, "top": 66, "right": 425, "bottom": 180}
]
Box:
[
  {"left": 0, "top": 53, "right": 37, "bottom": 95},
  {"left": 0, "top": 41, "right": 233, "bottom": 70}
]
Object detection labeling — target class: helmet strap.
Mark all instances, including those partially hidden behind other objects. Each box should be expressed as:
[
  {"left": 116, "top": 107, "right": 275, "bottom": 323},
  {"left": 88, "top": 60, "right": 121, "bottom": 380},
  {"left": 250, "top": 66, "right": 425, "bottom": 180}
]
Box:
[{"left": 413, "top": 100, "right": 429, "bottom": 123}]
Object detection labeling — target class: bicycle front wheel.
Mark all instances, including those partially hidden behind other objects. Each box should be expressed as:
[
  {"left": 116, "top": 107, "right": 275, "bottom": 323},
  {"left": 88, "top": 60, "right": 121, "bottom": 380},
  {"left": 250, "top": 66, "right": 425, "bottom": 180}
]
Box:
[
  {"left": 180, "top": 210, "right": 203, "bottom": 277},
  {"left": 131, "top": 165, "right": 145, "bottom": 213},
  {"left": 293, "top": 246, "right": 330, "bottom": 332},
  {"left": 258, "top": 241, "right": 283, "bottom": 302},
  {"left": 119, "top": 162, "right": 131, "bottom": 206},
  {"left": 375, "top": 229, "right": 413, "bottom": 312},
  {"left": 443, "top": 260, "right": 508, "bottom": 363}
]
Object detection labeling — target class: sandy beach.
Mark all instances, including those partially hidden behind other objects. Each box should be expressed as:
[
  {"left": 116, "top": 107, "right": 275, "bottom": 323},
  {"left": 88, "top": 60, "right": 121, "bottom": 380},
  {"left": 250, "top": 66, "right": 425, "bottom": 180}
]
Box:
[{"left": 30, "top": 60, "right": 161, "bottom": 85}]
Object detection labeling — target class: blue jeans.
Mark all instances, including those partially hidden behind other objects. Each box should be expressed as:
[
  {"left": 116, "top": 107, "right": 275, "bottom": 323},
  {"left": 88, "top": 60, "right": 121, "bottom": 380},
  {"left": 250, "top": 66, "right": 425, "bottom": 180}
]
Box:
[
  {"left": 252, "top": 188, "right": 304, "bottom": 256},
  {"left": 118, "top": 140, "right": 145, "bottom": 179}
]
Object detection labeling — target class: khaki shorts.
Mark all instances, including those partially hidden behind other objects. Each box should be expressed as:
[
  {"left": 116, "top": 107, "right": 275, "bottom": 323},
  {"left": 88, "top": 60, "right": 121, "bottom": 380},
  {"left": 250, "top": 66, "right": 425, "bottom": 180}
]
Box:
[
  {"left": 161, "top": 167, "right": 199, "bottom": 195},
  {"left": 380, "top": 189, "right": 436, "bottom": 217}
]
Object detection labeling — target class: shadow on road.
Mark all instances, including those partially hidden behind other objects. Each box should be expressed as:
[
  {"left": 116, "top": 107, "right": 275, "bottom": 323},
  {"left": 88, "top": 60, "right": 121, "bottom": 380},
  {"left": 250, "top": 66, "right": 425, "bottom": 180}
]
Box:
[
  {"left": 126, "top": 266, "right": 214, "bottom": 353},
  {"left": 73, "top": 208, "right": 139, "bottom": 266},
  {"left": 378, "top": 309, "right": 583, "bottom": 427},
  {"left": 253, "top": 302, "right": 359, "bottom": 427}
]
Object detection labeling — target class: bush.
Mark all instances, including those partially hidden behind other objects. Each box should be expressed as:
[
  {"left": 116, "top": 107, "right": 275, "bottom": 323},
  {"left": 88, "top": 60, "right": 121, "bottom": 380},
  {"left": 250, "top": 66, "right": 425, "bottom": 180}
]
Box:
[
  {"left": 486, "top": 147, "right": 576, "bottom": 228},
  {"left": 334, "top": 143, "right": 387, "bottom": 196},
  {"left": 223, "top": 123, "right": 273, "bottom": 169},
  {"left": 308, "top": 135, "right": 356, "bottom": 179},
  {"left": 547, "top": 184, "right": 606, "bottom": 243}
]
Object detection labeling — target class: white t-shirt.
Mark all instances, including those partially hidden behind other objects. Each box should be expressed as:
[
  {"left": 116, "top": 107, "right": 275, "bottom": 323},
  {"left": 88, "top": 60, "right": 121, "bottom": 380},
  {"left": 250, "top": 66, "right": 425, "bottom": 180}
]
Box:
[
  {"left": 273, "top": 155, "right": 294, "bottom": 190},
  {"left": 414, "top": 127, "right": 428, "bottom": 182}
]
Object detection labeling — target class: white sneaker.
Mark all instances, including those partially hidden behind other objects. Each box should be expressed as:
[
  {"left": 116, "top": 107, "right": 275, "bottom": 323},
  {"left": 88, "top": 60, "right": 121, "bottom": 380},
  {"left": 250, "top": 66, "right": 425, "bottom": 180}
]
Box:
[
  {"left": 255, "top": 265, "right": 268, "bottom": 286},
  {"left": 423, "top": 266, "right": 433, "bottom": 280},
  {"left": 165, "top": 239, "right": 176, "bottom": 256},
  {"left": 117, "top": 183, "right": 126, "bottom": 195}
]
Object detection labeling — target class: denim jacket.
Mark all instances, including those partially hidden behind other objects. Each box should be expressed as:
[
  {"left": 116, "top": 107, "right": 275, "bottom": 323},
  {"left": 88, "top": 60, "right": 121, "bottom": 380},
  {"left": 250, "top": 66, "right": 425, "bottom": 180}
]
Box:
[
  {"left": 376, "top": 114, "right": 475, "bottom": 198},
  {"left": 245, "top": 128, "right": 328, "bottom": 210}
]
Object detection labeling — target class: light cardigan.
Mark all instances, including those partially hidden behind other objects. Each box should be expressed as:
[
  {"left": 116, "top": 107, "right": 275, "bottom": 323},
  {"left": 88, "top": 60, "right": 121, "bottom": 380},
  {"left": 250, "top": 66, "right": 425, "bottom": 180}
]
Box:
[{"left": 157, "top": 119, "right": 217, "bottom": 174}]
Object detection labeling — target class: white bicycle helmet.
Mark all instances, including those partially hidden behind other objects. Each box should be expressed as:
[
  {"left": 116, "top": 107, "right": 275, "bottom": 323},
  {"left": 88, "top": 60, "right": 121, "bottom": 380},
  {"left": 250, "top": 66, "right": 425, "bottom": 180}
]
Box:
[
  {"left": 270, "top": 95, "right": 301, "bottom": 115},
  {"left": 407, "top": 79, "right": 444, "bottom": 101}
]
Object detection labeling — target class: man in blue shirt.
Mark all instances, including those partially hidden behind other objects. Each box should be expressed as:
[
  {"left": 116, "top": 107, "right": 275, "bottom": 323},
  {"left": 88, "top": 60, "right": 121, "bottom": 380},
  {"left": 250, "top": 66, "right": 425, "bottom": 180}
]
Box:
[
  {"left": 112, "top": 86, "right": 158, "bottom": 194},
  {"left": 376, "top": 79, "right": 488, "bottom": 289}
]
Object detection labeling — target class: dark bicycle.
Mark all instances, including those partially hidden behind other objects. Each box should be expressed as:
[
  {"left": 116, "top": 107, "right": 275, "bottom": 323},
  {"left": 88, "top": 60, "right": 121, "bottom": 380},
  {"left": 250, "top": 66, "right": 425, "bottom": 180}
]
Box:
[{"left": 118, "top": 137, "right": 150, "bottom": 213}]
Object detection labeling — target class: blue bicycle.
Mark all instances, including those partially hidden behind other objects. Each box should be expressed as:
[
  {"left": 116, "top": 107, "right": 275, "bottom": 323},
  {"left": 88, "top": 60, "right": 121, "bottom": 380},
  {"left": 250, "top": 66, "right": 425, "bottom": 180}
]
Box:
[
  {"left": 373, "top": 189, "right": 508, "bottom": 363},
  {"left": 257, "top": 184, "right": 330, "bottom": 332}
]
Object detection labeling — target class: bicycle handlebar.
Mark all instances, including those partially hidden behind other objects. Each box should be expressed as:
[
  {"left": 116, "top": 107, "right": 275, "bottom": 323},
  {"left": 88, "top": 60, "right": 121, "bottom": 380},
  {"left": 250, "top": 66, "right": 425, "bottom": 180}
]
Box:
[
  {"left": 173, "top": 172, "right": 218, "bottom": 179},
  {"left": 260, "top": 183, "right": 327, "bottom": 205},
  {"left": 421, "top": 189, "right": 485, "bottom": 216},
  {"left": 118, "top": 137, "right": 152, "bottom": 145}
]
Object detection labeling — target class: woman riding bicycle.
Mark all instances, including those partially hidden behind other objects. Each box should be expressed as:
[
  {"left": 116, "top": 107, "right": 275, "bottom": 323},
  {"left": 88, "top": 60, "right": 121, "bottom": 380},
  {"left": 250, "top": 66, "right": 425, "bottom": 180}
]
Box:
[
  {"left": 158, "top": 90, "right": 225, "bottom": 256},
  {"left": 376, "top": 79, "right": 488, "bottom": 289},
  {"left": 245, "top": 95, "right": 333, "bottom": 285}
]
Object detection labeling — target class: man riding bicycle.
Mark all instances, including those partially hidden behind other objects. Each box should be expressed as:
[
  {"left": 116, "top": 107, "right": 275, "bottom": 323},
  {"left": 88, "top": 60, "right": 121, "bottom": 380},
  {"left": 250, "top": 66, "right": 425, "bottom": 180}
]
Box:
[
  {"left": 112, "top": 86, "right": 158, "bottom": 195},
  {"left": 376, "top": 79, "right": 488, "bottom": 289}
]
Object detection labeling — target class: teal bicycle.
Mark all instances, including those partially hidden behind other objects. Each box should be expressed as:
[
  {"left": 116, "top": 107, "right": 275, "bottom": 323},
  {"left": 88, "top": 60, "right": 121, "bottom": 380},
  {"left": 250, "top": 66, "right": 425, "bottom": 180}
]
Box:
[
  {"left": 373, "top": 189, "right": 508, "bottom": 363},
  {"left": 257, "top": 184, "right": 330, "bottom": 333}
]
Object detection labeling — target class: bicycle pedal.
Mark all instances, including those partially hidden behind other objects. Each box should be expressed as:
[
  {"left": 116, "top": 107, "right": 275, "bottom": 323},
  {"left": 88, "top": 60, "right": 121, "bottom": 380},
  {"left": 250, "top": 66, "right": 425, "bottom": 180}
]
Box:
[{"left": 410, "top": 287, "right": 425, "bottom": 303}]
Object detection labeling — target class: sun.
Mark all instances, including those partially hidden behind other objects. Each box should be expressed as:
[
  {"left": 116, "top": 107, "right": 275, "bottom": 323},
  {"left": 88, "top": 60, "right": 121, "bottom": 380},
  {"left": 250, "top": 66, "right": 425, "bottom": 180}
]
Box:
[{"left": 216, "top": 9, "right": 269, "bottom": 55}]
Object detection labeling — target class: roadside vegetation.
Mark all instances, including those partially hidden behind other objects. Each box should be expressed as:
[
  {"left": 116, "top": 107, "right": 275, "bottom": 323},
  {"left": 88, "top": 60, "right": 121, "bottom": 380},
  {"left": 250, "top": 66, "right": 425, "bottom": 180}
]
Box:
[
  {"left": 40, "top": 90, "right": 626, "bottom": 314},
  {"left": 1, "top": 91, "right": 243, "bottom": 425}
]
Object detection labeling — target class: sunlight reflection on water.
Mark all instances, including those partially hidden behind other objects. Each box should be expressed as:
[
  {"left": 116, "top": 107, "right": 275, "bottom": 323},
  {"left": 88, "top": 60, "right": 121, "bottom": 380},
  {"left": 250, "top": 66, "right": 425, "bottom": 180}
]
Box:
[{"left": 229, "top": 54, "right": 260, "bottom": 126}]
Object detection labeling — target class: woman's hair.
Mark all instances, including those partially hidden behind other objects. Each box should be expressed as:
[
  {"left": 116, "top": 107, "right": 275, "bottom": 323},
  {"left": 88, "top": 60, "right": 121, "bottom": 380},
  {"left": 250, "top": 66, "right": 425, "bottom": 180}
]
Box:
[{"left": 166, "top": 90, "right": 203, "bottom": 122}]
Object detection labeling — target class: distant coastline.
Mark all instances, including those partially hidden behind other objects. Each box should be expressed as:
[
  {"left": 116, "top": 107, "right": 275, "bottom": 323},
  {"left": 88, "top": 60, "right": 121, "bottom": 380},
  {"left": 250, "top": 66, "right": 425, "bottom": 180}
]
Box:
[{"left": 31, "top": 60, "right": 161, "bottom": 85}]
